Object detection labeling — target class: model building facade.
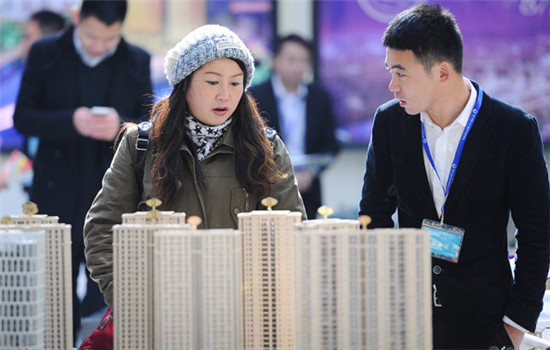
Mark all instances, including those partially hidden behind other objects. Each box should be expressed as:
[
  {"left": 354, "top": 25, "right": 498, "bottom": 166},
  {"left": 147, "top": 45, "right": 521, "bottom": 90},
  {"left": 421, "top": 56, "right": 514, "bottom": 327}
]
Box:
[
  {"left": 238, "top": 210, "right": 302, "bottom": 350},
  {"left": 294, "top": 219, "right": 364, "bottom": 349},
  {"left": 1, "top": 215, "right": 72, "bottom": 350},
  {"left": 154, "top": 229, "right": 241, "bottom": 350},
  {"left": 0, "top": 230, "right": 45, "bottom": 350},
  {"left": 112, "top": 211, "right": 186, "bottom": 350},
  {"left": 294, "top": 222, "right": 432, "bottom": 350},
  {"left": 364, "top": 228, "right": 432, "bottom": 350}
]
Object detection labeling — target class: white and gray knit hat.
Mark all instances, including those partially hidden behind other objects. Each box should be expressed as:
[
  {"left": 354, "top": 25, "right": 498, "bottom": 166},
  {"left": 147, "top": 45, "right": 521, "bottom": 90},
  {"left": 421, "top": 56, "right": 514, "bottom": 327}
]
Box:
[{"left": 164, "top": 24, "right": 255, "bottom": 89}]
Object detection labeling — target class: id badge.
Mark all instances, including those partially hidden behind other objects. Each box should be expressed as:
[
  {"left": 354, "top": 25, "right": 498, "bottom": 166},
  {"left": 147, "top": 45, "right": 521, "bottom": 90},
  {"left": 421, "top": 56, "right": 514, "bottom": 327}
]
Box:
[{"left": 422, "top": 219, "right": 464, "bottom": 263}]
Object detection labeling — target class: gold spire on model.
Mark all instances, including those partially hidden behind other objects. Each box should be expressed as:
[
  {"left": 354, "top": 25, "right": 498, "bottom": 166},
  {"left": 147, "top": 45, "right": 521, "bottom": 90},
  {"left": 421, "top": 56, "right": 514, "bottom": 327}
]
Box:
[
  {"left": 359, "top": 215, "right": 372, "bottom": 229},
  {"left": 317, "top": 205, "right": 334, "bottom": 220},
  {"left": 22, "top": 201, "right": 39, "bottom": 226},
  {"left": 1, "top": 215, "right": 12, "bottom": 230},
  {"left": 146, "top": 197, "right": 162, "bottom": 223},
  {"left": 187, "top": 216, "right": 202, "bottom": 232},
  {"left": 261, "top": 196, "right": 278, "bottom": 211}
]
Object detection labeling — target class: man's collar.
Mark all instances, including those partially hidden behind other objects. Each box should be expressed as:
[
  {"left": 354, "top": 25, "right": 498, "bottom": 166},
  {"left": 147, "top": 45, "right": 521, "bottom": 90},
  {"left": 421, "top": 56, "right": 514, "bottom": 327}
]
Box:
[
  {"left": 420, "top": 78, "right": 477, "bottom": 129},
  {"left": 271, "top": 74, "right": 307, "bottom": 99}
]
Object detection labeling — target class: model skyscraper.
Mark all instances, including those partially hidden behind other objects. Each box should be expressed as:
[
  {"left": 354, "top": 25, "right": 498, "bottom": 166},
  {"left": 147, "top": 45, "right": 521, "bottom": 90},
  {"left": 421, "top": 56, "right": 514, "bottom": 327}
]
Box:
[
  {"left": 294, "top": 218, "right": 364, "bottom": 349},
  {"left": 294, "top": 215, "right": 432, "bottom": 350},
  {"left": 1, "top": 205, "right": 72, "bottom": 350},
  {"left": 0, "top": 229, "right": 45, "bottom": 350},
  {"left": 238, "top": 199, "right": 302, "bottom": 350},
  {"left": 154, "top": 226, "right": 241, "bottom": 349},
  {"left": 363, "top": 228, "right": 431, "bottom": 349},
  {"left": 112, "top": 204, "right": 186, "bottom": 350}
]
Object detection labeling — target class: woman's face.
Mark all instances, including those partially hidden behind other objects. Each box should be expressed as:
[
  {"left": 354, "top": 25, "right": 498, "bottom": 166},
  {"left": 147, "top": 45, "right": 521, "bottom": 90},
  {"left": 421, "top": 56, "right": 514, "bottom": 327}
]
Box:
[{"left": 186, "top": 58, "right": 244, "bottom": 126}]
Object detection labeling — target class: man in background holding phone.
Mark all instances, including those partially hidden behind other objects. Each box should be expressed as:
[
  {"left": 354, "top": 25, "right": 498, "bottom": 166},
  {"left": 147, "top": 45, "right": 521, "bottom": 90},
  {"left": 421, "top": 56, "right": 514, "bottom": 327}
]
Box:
[{"left": 13, "top": 0, "right": 153, "bottom": 341}]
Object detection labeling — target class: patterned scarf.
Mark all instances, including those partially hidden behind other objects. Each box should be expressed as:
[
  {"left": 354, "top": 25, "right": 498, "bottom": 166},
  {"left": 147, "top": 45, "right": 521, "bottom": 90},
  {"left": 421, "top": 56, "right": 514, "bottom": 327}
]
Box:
[{"left": 185, "top": 115, "right": 232, "bottom": 160}]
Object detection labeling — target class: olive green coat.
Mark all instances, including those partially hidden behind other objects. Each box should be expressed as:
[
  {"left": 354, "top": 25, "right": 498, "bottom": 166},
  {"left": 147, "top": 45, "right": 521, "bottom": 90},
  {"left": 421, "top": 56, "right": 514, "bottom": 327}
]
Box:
[{"left": 84, "top": 124, "right": 306, "bottom": 307}]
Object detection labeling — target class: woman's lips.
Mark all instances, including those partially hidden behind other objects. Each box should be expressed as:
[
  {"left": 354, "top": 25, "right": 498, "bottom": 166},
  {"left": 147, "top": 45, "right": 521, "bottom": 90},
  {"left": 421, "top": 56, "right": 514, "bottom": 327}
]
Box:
[{"left": 213, "top": 107, "right": 228, "bottom": 116}]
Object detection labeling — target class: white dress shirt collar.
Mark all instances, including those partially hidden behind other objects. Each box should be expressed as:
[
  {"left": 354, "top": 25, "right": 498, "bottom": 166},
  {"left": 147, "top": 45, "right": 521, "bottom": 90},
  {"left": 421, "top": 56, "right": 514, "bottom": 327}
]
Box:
[
  {"left": 420, "top": 78, "right": 477, "bottom": 131},
  {"left": 271, "top": 73, "right": 307, "bottom": 100}
]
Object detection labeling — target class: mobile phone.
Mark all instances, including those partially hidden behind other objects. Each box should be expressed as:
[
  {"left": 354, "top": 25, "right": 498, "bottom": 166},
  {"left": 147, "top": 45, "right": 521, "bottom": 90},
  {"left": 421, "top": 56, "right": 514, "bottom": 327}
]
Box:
[{"left": 91, "top": 106, "right": 109, "bottom": 116}]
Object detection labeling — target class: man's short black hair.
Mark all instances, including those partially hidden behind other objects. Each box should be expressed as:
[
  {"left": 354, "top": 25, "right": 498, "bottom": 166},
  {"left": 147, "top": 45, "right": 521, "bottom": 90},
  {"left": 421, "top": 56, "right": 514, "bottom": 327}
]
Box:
[
  {"left": 273, "top": 34, "right": 311, "bottom": 57},
  {"left": 80, "top": 0, "right": 127, "bottom": 25},
  {"left": 30, "top": 10, "right": 66, "bottom": 35},
  {"left": 382, "top": 3, "right": 463, "bottom": 73}
]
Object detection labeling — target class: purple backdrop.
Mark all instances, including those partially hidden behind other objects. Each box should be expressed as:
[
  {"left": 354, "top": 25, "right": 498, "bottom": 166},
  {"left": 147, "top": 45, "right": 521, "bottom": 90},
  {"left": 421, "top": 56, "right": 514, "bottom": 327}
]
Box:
[
  {"left": 318, "top": 0, "right": 550, "bottom": 145},
  {"left": 207, "top": 0, "right": 274, "bottom": 85}
]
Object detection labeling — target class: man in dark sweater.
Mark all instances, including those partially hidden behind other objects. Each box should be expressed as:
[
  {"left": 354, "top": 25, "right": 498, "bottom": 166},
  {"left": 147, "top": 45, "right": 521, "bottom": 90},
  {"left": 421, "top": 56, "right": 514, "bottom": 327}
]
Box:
[{"left": 13, "top": 0, "right": 153, "bottom": 341}]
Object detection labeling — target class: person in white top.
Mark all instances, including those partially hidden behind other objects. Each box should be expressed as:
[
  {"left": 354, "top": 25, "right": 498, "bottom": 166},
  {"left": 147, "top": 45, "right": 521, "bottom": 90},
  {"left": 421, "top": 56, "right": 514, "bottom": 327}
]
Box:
[{"left": 360, "top": 3, "right": 549, "bottom": 349}]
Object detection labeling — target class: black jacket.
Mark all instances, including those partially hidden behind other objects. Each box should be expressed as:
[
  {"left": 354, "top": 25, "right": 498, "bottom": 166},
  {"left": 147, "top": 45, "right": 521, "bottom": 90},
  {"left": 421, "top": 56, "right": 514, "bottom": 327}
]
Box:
[{"left": 13, "top": 26, "right": 153, "bottom": 237}]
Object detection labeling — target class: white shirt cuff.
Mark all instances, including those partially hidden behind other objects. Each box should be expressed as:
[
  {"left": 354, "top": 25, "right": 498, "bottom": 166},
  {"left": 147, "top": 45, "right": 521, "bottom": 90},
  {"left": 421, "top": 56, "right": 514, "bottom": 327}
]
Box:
[{"left": 503, "top": 315, "right": 529, "bottom": 333}]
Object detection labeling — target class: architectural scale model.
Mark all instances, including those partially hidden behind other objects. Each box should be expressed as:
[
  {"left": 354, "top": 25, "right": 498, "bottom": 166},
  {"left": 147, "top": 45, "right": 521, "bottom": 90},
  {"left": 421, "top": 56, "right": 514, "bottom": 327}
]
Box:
[
  {"left": 238, "top": 199, "right": 302, "bottom": 350},
  {"left": 294, "top": 217, "right": 432, "bottom": 350},
  {"left": 0, "top": 229, "right": 45, "bottom": 350},
  {"left": 112, "top": 202, "right": 187, "bottom": 350},
  {"left": 0, "top": 203, "right": 72, "bottom": 350},
  {"left": 153, "top": 226, "right": 241, "bottom": 350},
  {"left": 111, "top": 197, "right": 431, "bottom": 349},
  {"left": 294, "top": 218, "right": 364, "bottom": 349},
  {"left": 364, "top": 228, "right": 432, "bottom": 349}
]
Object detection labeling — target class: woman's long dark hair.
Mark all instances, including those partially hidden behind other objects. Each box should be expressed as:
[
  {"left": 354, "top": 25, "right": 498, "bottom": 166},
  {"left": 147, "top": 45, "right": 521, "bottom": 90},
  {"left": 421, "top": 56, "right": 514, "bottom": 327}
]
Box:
[{"left": 149, "top": 59, "right": 284, "bottom": 209}]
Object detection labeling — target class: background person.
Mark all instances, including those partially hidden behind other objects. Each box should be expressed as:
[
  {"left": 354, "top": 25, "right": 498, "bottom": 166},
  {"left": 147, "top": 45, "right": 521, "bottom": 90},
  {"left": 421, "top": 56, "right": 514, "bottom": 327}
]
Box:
[
  {"left": 250, "top": 34, "right": 339, "bottom": 219},
  {"left": 13, "top": 0, "right": 153, "bottom": 341},
  {"left": 22, "top": 9, "right": 66, "bottom": 60},
  {"left": 359, "top": 3, "right": 549, "bottom": 349},
  {"left": 21, "top": 10, "right": 66, "bottom": 188}
]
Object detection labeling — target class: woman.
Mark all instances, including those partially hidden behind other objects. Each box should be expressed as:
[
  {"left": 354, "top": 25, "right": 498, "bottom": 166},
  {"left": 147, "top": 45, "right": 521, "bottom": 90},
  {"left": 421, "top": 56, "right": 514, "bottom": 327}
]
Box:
[{"left": 80, "top": 25, "right": 305, "bottom": 348}]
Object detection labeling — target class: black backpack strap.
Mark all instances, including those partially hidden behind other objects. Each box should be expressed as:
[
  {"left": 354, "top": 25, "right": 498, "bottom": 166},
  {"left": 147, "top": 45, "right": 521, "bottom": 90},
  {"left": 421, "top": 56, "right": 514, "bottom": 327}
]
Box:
[
  {"left": 135, "top": 121, "right": 151, "bottom": 196},
  {"left": 132, "top": 124, "right": 272, "bottom": 195}
]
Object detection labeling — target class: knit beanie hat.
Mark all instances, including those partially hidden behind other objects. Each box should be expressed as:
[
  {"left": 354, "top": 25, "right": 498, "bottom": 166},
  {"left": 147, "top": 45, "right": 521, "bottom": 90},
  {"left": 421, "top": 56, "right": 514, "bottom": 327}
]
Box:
[{"left": 164, "top": 24, "right": 255, "bottom": 89}]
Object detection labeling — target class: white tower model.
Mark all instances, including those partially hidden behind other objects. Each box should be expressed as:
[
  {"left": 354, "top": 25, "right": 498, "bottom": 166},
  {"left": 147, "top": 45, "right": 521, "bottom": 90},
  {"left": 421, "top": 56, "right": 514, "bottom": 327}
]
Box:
[
  {"left": 0, "top": 229, "right": 45, "bottom": 350},
  {"left": 238, "top": 198, "right": 302, "bottom": 350},
  {"left": 364, "top": 228, "right": 432, "bottom": 350},
  {"left": 1, "top": 204, "right": 72, "bottom": 350},
  {"left": 154, "top": 222, "right": 241, "bottom": 350},
  {"left": 294, "top": 213, "right": 432, "bottom": 350},
  {"left": 112, "top": 201, "right": 186, "bottom": 350},
  {"left": 294, "top": 218, "right": 364, "bottom": 350}
]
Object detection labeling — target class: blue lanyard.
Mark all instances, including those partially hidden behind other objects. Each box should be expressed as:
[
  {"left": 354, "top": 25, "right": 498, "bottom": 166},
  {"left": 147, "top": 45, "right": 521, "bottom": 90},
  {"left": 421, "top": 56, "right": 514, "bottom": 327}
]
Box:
[{"left": 421, "top": 85, "right": 484, "bottom": 223}]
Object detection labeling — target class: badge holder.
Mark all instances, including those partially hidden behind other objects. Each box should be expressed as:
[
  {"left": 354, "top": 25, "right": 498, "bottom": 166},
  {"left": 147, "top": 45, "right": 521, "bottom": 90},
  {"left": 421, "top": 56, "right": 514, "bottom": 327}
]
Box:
[{"left": 422, "top": 218, "right": 464, "bottom": 263}]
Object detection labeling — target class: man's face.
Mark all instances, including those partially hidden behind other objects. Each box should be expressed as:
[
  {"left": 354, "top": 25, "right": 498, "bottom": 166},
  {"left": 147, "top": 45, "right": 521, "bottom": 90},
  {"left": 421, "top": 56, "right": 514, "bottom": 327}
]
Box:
[
  {"left": 22, "top": 20, "right": 42, "bottom": 60},
  {"left": 385, "top": 48, "right": 439, "bottom": 116},
  {"left": 272, "top": 41, "right": 310, "bottom": 88},
  {"left": 77, "top": 15, "right": 122, "bottom": 57}
]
